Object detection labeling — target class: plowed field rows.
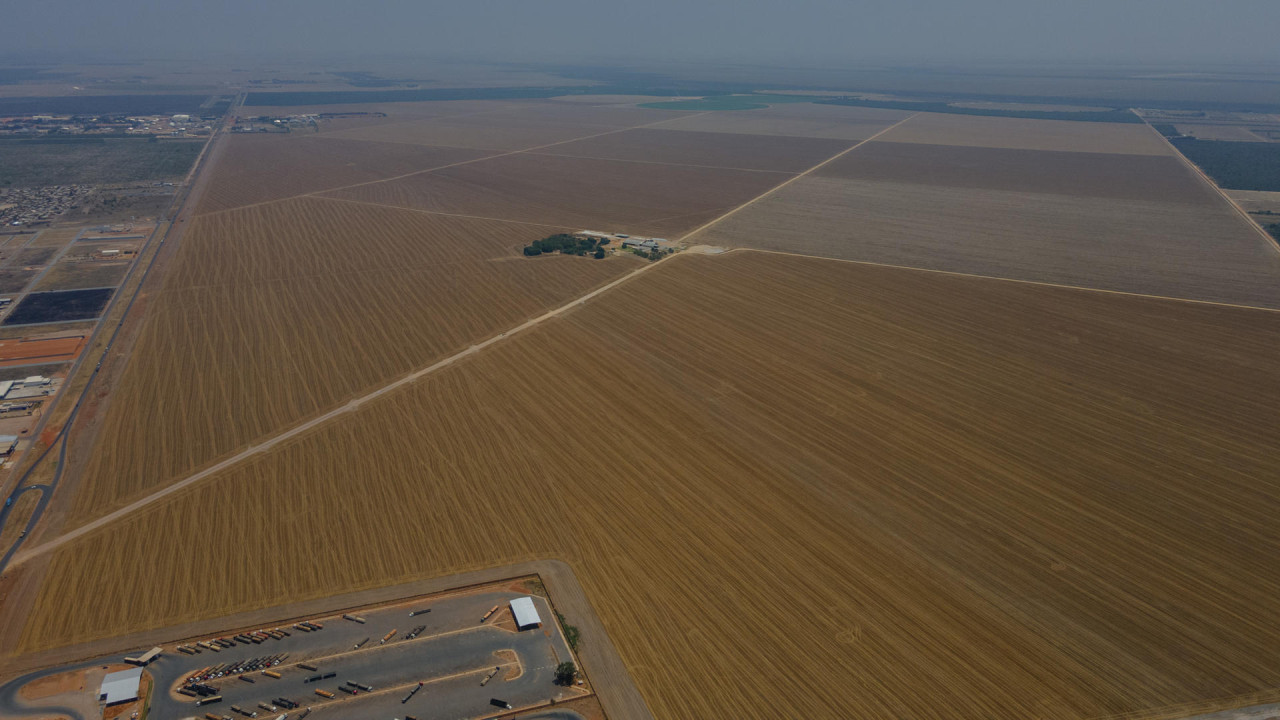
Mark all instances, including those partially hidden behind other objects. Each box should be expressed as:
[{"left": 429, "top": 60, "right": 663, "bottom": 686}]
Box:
[
  {"left": 64, "top": 196, "right": 633, "bottom": 521},
  {"left": 322, "top": 152, "right": 791, "bottom": 237},
  {"left": 699, "top": 176, "right": 1280, "bottom": 308},
  {"left": 875, "top": 111, "right": 1173, "bottom": 154},
  {"left": 195, "top": 134, "right": 493, "bottom": 214},
  {"left": 651, "top": 102, "right": 911, "bottom": 139},
  {"left": 20, "top": 252, "right": 1280, "bottom": 720},
  {"left": 322, "top": 115, "right": 625, "bottom": 151},
  {"left": 536, "top": 127, "right": 850, "bottom": 172},
  {"left": 816, "top": 141, "right": 1217, "bottom": 204}
]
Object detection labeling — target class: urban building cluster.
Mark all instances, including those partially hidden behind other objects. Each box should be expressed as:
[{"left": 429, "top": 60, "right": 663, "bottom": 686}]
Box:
[{"left": 0, "top": 185, "right": 94, "bottom": 226}]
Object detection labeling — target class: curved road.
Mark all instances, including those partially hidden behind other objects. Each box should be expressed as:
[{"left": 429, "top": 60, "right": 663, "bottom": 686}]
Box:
[{"left": 0, "top": 660, "right": 95, "bottom": 720}]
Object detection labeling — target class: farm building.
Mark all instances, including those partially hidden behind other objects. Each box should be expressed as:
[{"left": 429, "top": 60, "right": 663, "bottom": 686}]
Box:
[
  {"left": 0, "top": 435, "right": 17, "bottom": 456},
  {"left": 622, "top": 238, "right": 660, "bottom": 251},
  {"left": 98, "top": 667, "right": 142, "bottom": 705},
  {"left": 125, "top": 646, "right": 162, "bottom": 666},
  {"left": 509, "top": 597, "right": 542, "bottom": 631}
]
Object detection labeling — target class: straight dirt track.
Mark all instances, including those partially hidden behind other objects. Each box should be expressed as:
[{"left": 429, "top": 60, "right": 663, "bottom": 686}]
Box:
[{"left": 24, "top": 112, "right": 918, "bottom": 558}]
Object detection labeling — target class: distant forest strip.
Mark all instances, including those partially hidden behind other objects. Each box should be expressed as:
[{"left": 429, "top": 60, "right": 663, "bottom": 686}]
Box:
[
  {"left": 1171, "top": 138, "right": 1280, "bottom": 191},
  {"left": 0, "top": 94, "right": 229, "bottom": 116},
  {"left": 244, "top": 83, "right": 763, "bottom": 106},
  {"left": 815, "top": 97, "right": 1142, "bottom": 123}
]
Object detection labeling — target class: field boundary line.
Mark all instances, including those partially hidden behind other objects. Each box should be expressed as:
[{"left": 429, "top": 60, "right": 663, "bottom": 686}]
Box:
[
  {"left": 1134, "top": 111, "right": 1280, "bottom": 256},
  {"left": 13, "top": 114, "right": 917, "bottom": 562},
  {"left": 738, "top": 247, "right": 1280, "bottom": 314},
  {"left": 520, "top": 150, "right": 799, "bottom": 175},
  {"left": 310, "top": 195, "right": 580, "bottom": 231},
  {"left": 197, "top": 111, "right": 714, "bottom": 218},
  {"left": 13, "top": 255, "right": 672, "bottom": 564},
  {"left": 678, "top": 113, "right": 919, "bottom": 243}
]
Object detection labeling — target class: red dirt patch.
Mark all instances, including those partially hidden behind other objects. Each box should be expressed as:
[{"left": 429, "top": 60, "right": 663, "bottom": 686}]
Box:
[{"left": 0, "top": 335, "right": 86, "bottom": 366}]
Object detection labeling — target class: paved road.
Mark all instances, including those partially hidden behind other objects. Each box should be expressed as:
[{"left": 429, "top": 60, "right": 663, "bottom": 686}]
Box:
[
  {"left": 0, "top": 586, "right": 576, "bottom": 720},
  {"left": 0, "top": 560, "right": 653, "bottom": 720},
  {"left": 0, "top": 485, "right": 48, "bottom": 569},
  {"left": 0, "top": 92, "right": 242, "bottom": 574},
  {"left": 0, "top": 658, "right": 96, "bottom": 720}
]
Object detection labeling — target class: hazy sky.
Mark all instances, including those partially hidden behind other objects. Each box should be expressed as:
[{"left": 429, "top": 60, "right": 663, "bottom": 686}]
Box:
[{"left": 8, "top": 0, "right": 1280, "bottom": 67}]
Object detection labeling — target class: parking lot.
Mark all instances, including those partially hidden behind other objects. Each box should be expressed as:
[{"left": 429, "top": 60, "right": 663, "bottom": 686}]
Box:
[
  {"left": 41, "top": 580, "right": 587, "bottom": 720},
  {"left": 143, "top": 583, "right": 582, "bottom": 720}
]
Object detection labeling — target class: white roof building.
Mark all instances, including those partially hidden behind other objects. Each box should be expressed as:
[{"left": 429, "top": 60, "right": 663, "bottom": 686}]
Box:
[
  {"left": 99, "top": 667, "right": 143, "bottom": 705},
  {"left": 509, "top": 596, "right": 542, "bottom": 631}
]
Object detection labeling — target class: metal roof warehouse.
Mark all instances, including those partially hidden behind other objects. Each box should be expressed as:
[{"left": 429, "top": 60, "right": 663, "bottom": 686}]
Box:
[
  {"left": 509, "top": 596, "right": 542, "bottom": 630},
  {"left": 99, "top": 667, "right": 142, "bottom": 705}
]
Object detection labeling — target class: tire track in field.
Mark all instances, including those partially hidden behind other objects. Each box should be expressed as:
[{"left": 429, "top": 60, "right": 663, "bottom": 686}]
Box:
[{"left": 15, "top": 114, "right": 919, "bottom": 565}]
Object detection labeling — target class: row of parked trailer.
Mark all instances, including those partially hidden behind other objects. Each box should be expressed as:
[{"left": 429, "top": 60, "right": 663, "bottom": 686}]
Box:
[{"left": 183, "top": 654, "right": 287, "bottom": 685}]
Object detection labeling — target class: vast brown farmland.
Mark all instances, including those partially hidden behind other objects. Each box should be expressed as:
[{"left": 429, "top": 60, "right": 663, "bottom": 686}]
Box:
[
  {"left": 17, "top": 251, "right": 1280, "bottom": 720},
  {"left": 875, "top": 111, "right": 1174, "bottom": 154},
  {"left": 650, "top": 102, "right": 911, "bottom": 139},
  {"left": 699, "top": 176, "right": 1280, "bottom": 308},
  {"left": 195, "top": 133, "right": 494, "bottom": 214},
  {"left": 62, "top": 196, "right": 635, "bottom": 523},
  {"left": 535, "top": 127, "right": 850, "bottom": 172},
  {"left": 322, "top": 113, "right": 628, "bottom": 151},
  {"left": 321, "top": 152, "right": 791, "bottom": 237},
  {"left": 816, "top": 141, "right": 1218, "bottom": 205}
]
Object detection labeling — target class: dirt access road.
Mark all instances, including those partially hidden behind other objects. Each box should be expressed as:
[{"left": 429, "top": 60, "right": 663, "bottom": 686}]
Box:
[{"left": 10, "top": 113, "right": 921, "bottom": 568}]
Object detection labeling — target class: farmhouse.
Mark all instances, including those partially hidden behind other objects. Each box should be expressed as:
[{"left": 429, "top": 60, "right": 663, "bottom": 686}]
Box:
[
  {"left": 622, "top": 237, "right": 660, "bottom": 251},
  {"left": 509, "top": 596, "right": 541, "bottom": 631},
  {"left": 98, "top": 667, "right": 142, "bottom": 705}
]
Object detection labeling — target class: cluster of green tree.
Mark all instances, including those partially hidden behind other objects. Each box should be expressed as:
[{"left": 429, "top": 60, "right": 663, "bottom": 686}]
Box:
[
  {"left": 556, "top": 611, "right": 582, "bottom": 652},
  {"left": 816, "top": 97, "right": 1142, "bottom": 123},
  {"left": 554, "top": 661, "right": 578, "bottom": 686},
  {"left": 1150, "top": 123, "right": 1181, "bottom": 137},
  {"left": 522, "top": 233, "right": 608, "bottom": 258},
  {"left": 1170, "top": 138, "right": 1280, "bottom": 191},
  {"left": 1264, "top": 223, "right": 1280, "bottom": 243},
  {"left": 631, "top": 247, "right": 673, "bottom": 262}
]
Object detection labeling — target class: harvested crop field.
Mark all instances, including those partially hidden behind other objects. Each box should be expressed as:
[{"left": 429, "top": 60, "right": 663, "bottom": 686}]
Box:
[
  {"left": 62, "top": 196, "right": 635, "bottom": 521},
  {"left": 698, "top": 176, "right": 1280, "bottom": 308},
  {"left": 18, "top": 251, "right": 1280, "bottom": 720},
  {"left": 874, "top": 111, "right": 1173, "bottom": 154},
  {"left": 323, "top": 114, "right": 626, "bottom": 151},
  {"left": 33, "top": 261, "right": 129, "bottom": 292},
  {"left": 816, "top": 141, "right": 1218, "bottom": 205},
  {"left": 322, "top": 152, "right": 790, "bottom": 237},
  {"left": 196, "top": 133, "right": 494, "bottom": 214},
  {"left": 535, "top": 127, "right": 850, "bottom": 172},
  {"left": 651, "top": 102, "right": 911, "bottom": 139}
]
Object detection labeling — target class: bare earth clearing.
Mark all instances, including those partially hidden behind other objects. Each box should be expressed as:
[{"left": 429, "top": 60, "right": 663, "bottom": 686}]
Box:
[{"left": 16, "top": 252, "right": 1280, "bottom": 720}]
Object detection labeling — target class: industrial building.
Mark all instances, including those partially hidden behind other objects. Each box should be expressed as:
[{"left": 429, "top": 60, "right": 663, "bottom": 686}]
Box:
[
  {"left": 0, "top": 435, "right": 16, "bottom": 457},
  {"left": 99, "top": 667, "right": 143, "bottom": 705},
  {"left": 0, "top": 376, "right": 56, "bottom": 402},
  {"left": 509, "top": 597, "right": 542, "bottom": 631}
]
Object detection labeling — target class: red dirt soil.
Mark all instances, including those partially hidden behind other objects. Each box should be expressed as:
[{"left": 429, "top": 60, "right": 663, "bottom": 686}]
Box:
[{"left": 0, "top": 336, "right": 86, "bottom": 367}]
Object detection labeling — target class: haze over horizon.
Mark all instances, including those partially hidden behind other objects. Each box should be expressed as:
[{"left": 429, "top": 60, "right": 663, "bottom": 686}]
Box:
[{"left": 6, "top": 0, "right": 1280, "bottom": 68}]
